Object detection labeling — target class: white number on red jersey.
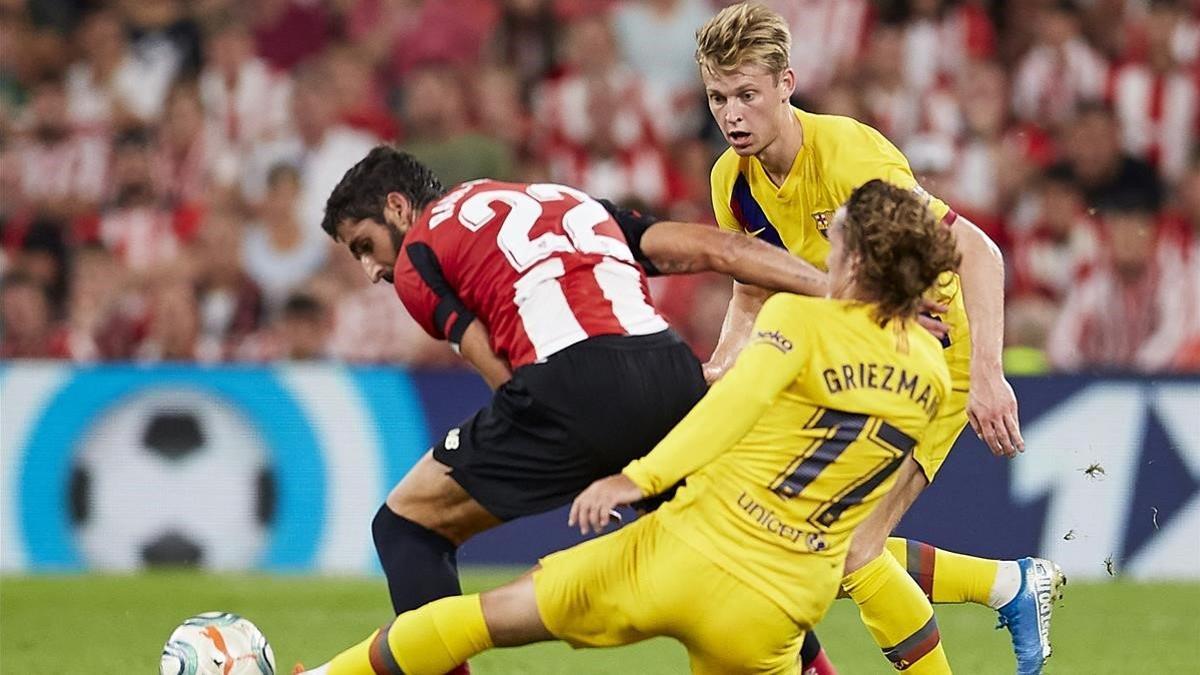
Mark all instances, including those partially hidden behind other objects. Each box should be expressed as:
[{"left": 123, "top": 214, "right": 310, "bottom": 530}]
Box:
[{"left": 455, "top": 184, "right": 664, "bottom": 360}]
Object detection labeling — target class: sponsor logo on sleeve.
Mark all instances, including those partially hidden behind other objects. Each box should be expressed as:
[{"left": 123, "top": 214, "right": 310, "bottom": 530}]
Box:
[{"left": 753, "top": 330, "right": 794, "bottom": 353}]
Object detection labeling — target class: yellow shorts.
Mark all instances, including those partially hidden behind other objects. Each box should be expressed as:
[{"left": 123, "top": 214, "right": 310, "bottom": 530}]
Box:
[
  {"left": 533, "top": 516, "right": 804, "bottom": 675},
  {"left": 912, "top": 354, "right": 970, "bottom": 482}
]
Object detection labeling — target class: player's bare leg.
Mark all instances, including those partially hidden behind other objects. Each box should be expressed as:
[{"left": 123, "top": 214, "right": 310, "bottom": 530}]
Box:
[
  {"left": 385, "top": 451, "right": 502, "bottom": 546},
  {"left": 296, "top": 573, "right": 551, "bottom": 675}
]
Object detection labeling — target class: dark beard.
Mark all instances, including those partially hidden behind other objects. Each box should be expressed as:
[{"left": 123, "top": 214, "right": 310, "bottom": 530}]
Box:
[{"left": 380, "top": 221, "right": 406, "bottom": 284}]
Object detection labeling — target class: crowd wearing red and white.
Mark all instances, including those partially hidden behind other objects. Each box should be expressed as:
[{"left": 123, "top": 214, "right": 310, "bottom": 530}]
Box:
[{"left": 2, "top": 0, "right": 1199, "bottom": 374}]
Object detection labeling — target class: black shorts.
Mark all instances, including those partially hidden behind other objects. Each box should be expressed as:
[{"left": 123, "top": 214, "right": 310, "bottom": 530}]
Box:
[{"left": 432, "top": 330, "right": 706, "bottom": 521}]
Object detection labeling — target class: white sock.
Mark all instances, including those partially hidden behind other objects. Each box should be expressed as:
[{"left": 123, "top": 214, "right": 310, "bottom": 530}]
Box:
[{"left": 988, "top": 560, "right": 1022, "bottom": 609}]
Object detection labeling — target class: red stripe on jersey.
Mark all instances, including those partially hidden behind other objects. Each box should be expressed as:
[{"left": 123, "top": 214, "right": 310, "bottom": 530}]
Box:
[{"left": 393, "top": 180, "right": 668, "bottom": 368}]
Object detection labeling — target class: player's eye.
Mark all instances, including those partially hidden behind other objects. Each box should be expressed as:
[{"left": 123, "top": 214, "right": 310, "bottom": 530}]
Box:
[
  {"left": 741, "top": 91, "right": 756, "bottom": 102},
  {"left": 709, "top": 94, "right": 725, "bottom": 105}
]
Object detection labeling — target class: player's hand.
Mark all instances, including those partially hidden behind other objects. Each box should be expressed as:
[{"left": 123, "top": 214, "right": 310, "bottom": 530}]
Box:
[
  {"left": 967, "top": 364, "right": 1024, "bottom": 458},
  {"left": 702, "top": 358, "right": 731, "bottom": 385},
  {"left": 916, "top": 299, "right": 951, "bottom": 341},
  {"left": 569, "top": 474, "right": 644, "bottom": 535}
]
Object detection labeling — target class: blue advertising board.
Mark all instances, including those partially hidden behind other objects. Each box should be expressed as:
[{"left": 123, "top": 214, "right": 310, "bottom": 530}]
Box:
[{"left": 1, "top": 364, "right": 1196, "bottom": 581}]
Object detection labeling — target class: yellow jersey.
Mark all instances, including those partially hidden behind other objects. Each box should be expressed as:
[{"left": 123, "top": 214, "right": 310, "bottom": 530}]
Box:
[
  {"left": 710, "top": 108, "right": 970, "bottom": 380},
  {"left": 623, "top": 295, "right": 951, "bottom": 624}
]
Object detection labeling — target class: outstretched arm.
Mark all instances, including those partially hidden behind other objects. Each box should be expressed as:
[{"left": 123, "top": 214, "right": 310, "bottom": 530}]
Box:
[
  {"left": 951, "top": 215, "right": 1024, "bottom": 458},
  {"left": 640, "top": 220, "right": 828, "bottom": 295}
]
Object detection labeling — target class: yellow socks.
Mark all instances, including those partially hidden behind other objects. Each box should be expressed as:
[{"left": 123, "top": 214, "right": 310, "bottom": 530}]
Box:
[
  {"left": 886, "top": 538, "right": 1017, "bottom": 608},
  {"left": 326, "top": 594, "right": 494, "bottom": 675},
  {"left": 843, "top": 551, "right": 951, "bottom": 674}
]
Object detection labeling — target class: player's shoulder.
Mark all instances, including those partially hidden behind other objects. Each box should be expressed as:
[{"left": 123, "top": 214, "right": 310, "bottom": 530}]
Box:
[
  {"left": 803, "top": 110, "right": 901, "bottom": 159},
  {"left": 710, "top": 147, "right": 745, "bottom": 187},
  {"left": 760, "top": 293, "right": 841, "bottom": 327}
]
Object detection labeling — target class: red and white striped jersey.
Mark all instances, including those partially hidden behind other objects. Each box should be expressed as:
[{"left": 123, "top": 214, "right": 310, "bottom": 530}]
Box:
[
  {"left": 392, "top": 180, "right": 669, "bottom": 369},
  {"left": 1109, "top": 63, "right": 1199, "bottom": 183},
  {"left": 1013, "top": 39, "right": 1110, "bottom": 125}
]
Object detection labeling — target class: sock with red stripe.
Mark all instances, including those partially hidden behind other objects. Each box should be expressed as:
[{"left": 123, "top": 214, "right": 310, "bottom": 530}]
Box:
[
  {"left": 842, "top": 551, "right": 950, "bottom": 674},
  {"left": 886, "top": 537, "right": 1019, "bottom": 608},
  {"left": 315, "top": 594, "right": 493, "bottom": 675},
  {"left": 799, "top": 631, "right": 837, "bottom": 674}
]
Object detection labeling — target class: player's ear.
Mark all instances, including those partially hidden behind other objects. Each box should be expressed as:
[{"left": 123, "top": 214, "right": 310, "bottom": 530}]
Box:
[
  {"left": 384, "top": 191, "right": 414, "bottom": 226},
  {"left": 778, "top": 68, "right": 796, "bottom": 102}
]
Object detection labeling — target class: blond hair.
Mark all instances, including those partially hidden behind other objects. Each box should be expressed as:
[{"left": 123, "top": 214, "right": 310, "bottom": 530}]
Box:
[{"left": 695, "top": 3, "right": 791, "bottom": 77}]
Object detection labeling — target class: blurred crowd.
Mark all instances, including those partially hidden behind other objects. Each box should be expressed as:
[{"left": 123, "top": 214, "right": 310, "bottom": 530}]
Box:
[{"left": 1, "top": 0, "right": 1199, "bottom": 373}]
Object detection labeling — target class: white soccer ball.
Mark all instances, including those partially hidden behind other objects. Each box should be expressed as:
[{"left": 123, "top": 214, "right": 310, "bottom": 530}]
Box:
[{"left": 160, "top": 612, "right": 276, "bottom": 675}]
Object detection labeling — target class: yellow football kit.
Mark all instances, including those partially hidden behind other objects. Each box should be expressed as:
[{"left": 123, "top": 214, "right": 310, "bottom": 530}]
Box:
[
  {"left": 710, "top": 108, "right": 970, "bottom": 480},
  {"left": 533, "top": 295, "right": 951, "bottom": 673}
]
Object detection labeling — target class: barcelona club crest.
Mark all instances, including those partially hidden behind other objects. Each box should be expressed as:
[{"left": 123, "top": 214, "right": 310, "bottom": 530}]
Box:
[{"left": 812, "top": 210, "right": 835, "bottom": 239}]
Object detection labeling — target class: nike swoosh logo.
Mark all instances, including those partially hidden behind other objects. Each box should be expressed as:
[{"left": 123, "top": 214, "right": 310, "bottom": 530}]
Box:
[{"left": 748, "top": 227, "right": 766, "bottom": 236}]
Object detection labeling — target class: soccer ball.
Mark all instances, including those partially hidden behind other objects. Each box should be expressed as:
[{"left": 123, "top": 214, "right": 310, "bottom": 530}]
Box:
[
  {"left": 160, "top": 612, "right": 276, "bottom": 675},
  {"left": 71, "top": 388, "right": 274, "bottom": 569}
]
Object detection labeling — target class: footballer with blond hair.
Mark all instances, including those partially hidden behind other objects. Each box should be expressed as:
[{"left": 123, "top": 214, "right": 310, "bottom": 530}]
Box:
[{"left": 695, "top": 4, "right": 1064, "bottom": 675}]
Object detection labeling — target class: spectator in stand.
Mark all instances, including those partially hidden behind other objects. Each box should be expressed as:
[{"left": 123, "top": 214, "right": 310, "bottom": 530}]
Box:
[
  {"left": 198, "top": 13, "right": 292, "bottom": 157},
  {"left": 155, "top": 80, "right": 226, "bottom": 208},
  {"left": 252, "top": 0, "right": 332, "bottom": 72},
  {"left": 474, "top": 64, "right": 534, "bottom": 164},
  {"left": 324, "top": 43, "right": 399, "bottom": 142},
  {"left": 14, "top": 222, "right": 70, "bottom": 314},
  {"left": 100, "top": 128, "right": 202, "bottom": 273},
  {"left": 1006, "top": 165, "right": 1101, "bottom": 366},
  {"left": 1174, "top": 154, "right": 1200, "bottom": 368},
  {"left": 861, "top": 23, "right": 924, "bottom": 144},
  {"left": 243, "top": 59, "right": 378, "bottom": 234},
  {"left": 65, "top": 8, "right": 179, "bottom": 129},
  {"left": 64, "top": 243, "right": 143, "bottom": 361},
  {"left": 342, "top": 0, "right": 498, "bottom": 85},
  {"left": 1110, "top": 0, "right": 1199, "bottom": 185},
  {"left": 1064, "top": 101, "right": 1164, "bottom": 211},
  {"left": 235, "top": 291, "right": 332, "bottom": 361},
  {"left": 1011, "top": 164, "right": 1101, "bottom": 302},
  {"left": 1047, "top": 190, "right": 1190, "bottom": 372},
  {"left": 401, "top": 63, "right": 515, "bottom": 186},
  {"left": 1012, "top": 0, "right": 1109, "bottom": 128},
  {"left": 612, "top": 0, "right": 712, "bottom": 134},
  {"left": 766, "top": 0, "right": 872, "bottom": 100},
  {"left": 901, "top": 0, "right": 996, "bottom": 95},
  {"left": 11, "top": 76, "right": 109, "bottom": 223},
  {"left": 0, "top": 270, "right": 70, "bottom": 358},
  {"left": 192, "top": 209, "right": 263, "bottom": 360},
  {"left": 277, "top": 292, "right": 331, "bottom": 360},
  {"left": 119, "top": 0, "right": 203, "bottom": 79},
  {"left": 533, "top": 14, "right": 672, "bottom": 208},
  {"left": 136, "top": 276, "right": 201, "bottom": 362},
  {"left": 241, "top": 163, "right": 328, "bottom": 315},
  {"left": 488, "top": 0, "right": 560, "bottom": 98},
  {"left": 936, "top": 60, "right": 1016, "bottom": 235}
]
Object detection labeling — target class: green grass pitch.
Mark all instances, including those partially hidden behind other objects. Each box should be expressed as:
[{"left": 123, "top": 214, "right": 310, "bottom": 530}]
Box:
[{"left": 2, "top": 570, "right": 1196, "bottom": 674}]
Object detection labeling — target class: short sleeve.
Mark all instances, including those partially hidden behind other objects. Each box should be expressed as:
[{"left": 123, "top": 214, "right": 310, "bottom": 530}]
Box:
[
  {"left": 710, "top": 149, "right": 742, "bottom": 233},
  {"left": 394, "top": 243, "right": 477, "bottom": 345},
  {"left": 836, "top": 125, "right": 955, "bottom": 224}
]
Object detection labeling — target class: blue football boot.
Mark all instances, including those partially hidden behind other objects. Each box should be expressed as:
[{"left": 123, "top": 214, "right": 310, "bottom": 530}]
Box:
[{"left": 996, "top": 557, "right": 1067, "bottom": 675}]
